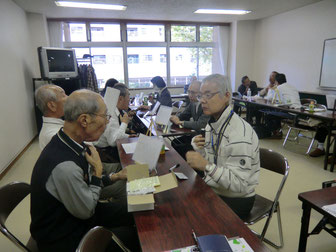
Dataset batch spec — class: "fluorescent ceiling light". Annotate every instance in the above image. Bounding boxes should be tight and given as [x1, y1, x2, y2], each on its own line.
[194, 9, 251, 15]
[55, 1, 127, 11]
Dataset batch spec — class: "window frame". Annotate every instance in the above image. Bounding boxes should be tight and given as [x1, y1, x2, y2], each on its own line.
[61, 20, 222, 89]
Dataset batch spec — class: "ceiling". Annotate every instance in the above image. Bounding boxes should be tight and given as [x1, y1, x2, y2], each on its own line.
[13, 0, 322, 22]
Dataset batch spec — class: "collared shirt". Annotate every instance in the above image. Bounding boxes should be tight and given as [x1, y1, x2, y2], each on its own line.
[94, 108, 128, 148]
[276, 83, 301, 108]
[39, 117, 64, 150]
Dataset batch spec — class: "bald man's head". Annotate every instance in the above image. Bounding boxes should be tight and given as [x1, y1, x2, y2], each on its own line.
[64, 90, 105, 122]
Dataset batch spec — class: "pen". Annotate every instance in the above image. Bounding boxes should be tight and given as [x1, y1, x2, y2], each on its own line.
[169, 163, 180, 171]
[192, 229, 198, 244]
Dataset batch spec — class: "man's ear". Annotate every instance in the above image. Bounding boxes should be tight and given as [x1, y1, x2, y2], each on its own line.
[77, 114, 91, 128]
[47, 101, 57, 112]
[225, 91, 231, 99]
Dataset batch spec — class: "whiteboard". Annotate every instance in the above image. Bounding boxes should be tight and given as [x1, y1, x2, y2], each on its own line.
[319, 38, 336, 89]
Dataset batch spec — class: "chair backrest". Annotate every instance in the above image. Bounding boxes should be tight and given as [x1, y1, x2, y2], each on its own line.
[0, 181, 32, 251]
[76, 226, 113, 252]
[172, 100, 184, 109]
[259, 148, 289, 209]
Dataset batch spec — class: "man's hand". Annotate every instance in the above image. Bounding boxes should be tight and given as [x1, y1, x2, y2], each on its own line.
[186, 151, 208, 171]
[139, 105, 150, 111]
[110, 168, 127, 182]
[193, 134, 206, 149]
[84, 145, 103, 178]
[128, 110, 136, 117]
[120, 113, 130, 124]
[170, 115, 182, 125]
[128, 134, 138, 138]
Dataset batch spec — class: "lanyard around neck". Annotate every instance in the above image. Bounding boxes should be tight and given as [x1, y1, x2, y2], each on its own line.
[211, 109, 234, 165]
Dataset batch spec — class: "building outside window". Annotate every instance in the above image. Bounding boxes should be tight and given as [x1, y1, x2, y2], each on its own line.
[61, 21, 225, 89]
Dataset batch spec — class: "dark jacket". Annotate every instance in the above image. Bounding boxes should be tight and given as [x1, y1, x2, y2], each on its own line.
[152, 87, 172, 109]
[177, 102, 210, 132]
[238, 81, 258, 96]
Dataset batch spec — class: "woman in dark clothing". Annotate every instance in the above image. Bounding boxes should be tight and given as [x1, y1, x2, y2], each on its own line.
[101, 78, 119, 97]
[150, 76, 172, 108]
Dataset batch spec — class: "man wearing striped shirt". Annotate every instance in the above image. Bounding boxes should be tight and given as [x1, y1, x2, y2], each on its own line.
[186, 74, 260, 219]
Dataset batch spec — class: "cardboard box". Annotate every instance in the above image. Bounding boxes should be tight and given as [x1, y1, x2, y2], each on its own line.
[126, 164, 178, 212]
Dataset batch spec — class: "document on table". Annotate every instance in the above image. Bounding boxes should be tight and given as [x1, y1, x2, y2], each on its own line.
[155, 105, 173, 126]
[122, 142, 169, 154]
[132, 134, 162, 171]
[322, 203, 336, 217]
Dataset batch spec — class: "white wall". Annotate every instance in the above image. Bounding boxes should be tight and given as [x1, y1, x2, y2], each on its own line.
[235, 20, 257, 89]
[0, 0, 42, 173]
[228, 21, 237, 91]
[253, 0, 336, 93]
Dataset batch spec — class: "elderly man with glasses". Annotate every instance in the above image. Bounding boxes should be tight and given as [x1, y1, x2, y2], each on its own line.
[30, 89, 138, 252]
[170, 80, 210, 159]
[186, 74, 260, 219]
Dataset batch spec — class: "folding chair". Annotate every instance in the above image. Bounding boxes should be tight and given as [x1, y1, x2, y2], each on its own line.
[76, 226, 130, 252]
[0, 181, 38, 252]
[242, 148, 290, 248]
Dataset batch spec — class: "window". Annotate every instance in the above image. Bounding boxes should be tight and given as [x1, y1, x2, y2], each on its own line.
[143, 55, 153, 62]
[170, 48, 197, 85]
[160, 54, 166, 63]
[61, 21, 224, 88]
[91, 47, 124, 88]
[127, 24, 165, 42]
[90, 23, 121, 42]
[200, 26, 214, 42]
[67, 23, 87, 42]
[127, 47, 166, 88]
[128, 54, 139, 64]
[171, 25, 196, 42]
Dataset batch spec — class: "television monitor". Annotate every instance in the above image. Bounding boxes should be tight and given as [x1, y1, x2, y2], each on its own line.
[38, 47, 78, 79]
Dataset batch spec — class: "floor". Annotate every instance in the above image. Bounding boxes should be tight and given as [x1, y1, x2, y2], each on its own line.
[1, 132, 336, 252]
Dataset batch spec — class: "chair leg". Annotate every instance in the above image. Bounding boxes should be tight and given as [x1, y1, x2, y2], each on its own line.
[306, 138, 315, 154]
[260, 204, 284, 249]
[283, 127, 292, 147]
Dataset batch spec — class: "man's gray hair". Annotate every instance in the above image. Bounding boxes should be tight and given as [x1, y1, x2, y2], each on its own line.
[64, 89, 102, 121]
[113, 83, 128, 97]
[35, 84, 58, 114]
[202, 74, 232, 95]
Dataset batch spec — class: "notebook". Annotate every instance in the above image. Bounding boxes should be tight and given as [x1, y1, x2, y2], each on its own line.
[196, 234, 232, 252]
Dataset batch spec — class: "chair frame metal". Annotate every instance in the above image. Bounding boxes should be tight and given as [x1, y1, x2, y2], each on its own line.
[0, 181, 35, 252]
[244, 148, 290, 248]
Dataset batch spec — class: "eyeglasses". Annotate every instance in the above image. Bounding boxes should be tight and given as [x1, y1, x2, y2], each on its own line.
[196, 91, 220, 101]
[187, 90, 199, 96]
[91, 113, 112, 121]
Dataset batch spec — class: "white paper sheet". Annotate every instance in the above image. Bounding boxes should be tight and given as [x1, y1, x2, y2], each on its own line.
[104, 87, 120, 114]
[155, 105, 173, 126]
[132, 134, 163, 171]
[326, 95, 336, 109]
[122, 142, 137, 154]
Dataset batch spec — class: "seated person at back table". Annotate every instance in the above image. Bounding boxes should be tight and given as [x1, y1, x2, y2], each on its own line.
[140, 76, 172, 110]
[94, 83, 135, 164]
[186, 74, 260, 220]
[259, 71, 278, 100]
[238, 76, 258, 96]
[35, 84, 68, 150]
[170, 80, 210, 159]
[235, 76, 261, 126]
[30, 89, 138, 252]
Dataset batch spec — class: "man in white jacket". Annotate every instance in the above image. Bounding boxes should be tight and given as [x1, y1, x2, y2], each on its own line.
[186, 74, 260, 219]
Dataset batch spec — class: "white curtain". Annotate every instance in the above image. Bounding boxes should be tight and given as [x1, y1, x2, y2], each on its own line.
[48, 21, 63, 48]
[212, 26, 229, 76]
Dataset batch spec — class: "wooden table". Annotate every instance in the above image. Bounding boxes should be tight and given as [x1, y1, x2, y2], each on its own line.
[233, 97, 336, 171]
[117, 137, 269, 252]
[298, 187, 336, 252]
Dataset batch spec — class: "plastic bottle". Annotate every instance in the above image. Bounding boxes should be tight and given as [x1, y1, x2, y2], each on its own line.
[247, 88, 252, 101]
[159, 136, 165, 155]
[309, 101, 315, 113]
[143, 96, 148, 106]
